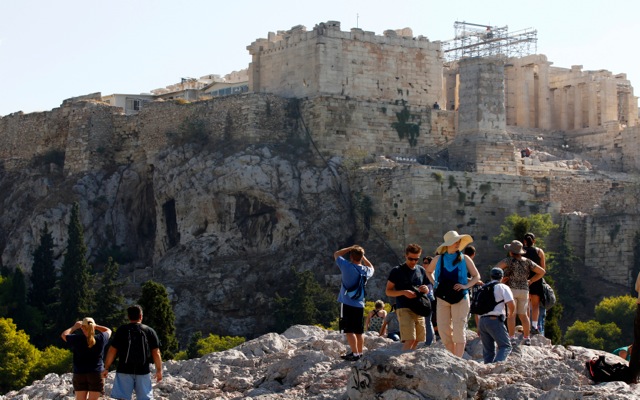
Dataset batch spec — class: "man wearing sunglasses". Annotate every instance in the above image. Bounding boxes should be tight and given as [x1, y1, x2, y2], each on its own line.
[386, 244, 431, 351]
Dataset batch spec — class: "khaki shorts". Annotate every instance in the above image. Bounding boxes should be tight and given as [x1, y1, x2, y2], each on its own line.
[512, 289, 530, 315]
[397, 307, 426, 342]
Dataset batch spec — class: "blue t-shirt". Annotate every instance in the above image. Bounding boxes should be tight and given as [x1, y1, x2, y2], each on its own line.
[336, 256, 374, 308]
[65, 331, 109, 373]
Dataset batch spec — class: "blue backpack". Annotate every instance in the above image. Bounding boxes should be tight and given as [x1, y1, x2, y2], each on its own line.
[343, 265, 367, 301]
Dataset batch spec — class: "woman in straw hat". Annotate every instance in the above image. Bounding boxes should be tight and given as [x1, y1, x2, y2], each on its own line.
[61, 317, 112, 400]
[425, 231, 480, 357]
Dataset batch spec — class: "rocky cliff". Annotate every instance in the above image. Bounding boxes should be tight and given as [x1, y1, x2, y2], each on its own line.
[2, 325, 637, 399]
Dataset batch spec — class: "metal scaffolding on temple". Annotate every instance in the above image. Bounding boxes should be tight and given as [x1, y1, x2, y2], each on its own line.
[441, 21, 537, 63]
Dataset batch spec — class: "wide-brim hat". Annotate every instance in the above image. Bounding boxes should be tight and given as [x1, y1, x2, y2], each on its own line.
[504, 240, 526, 255]
[436, 230, 473, 254]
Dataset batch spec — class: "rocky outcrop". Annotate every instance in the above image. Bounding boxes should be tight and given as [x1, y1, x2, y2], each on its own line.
[2, 325, 638, 399]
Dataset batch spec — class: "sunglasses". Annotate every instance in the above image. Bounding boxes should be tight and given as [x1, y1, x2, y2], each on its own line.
[407, 257, 420, 261]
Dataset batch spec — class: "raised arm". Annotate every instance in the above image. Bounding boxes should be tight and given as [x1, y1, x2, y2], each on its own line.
[94, 324, 112, 339]
[334, 246, 353, 260]
[60, 321, 82, 342]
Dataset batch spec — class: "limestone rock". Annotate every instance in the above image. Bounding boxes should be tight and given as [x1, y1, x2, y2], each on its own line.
[3, 326, 640, 400]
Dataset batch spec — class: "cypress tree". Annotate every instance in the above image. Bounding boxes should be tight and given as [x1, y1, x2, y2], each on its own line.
[138, 280, 178, 360]
[29, 224, 56, 311]
[93, 257, 126, 329]
[56, 203, 94, 332]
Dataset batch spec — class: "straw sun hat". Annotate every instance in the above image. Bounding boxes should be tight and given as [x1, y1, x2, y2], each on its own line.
[436, 230, 473, 254]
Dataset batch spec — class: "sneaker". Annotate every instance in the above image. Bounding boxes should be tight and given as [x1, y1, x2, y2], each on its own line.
[523, 337, 531, 346]
[530, 327, 540, 335]
[344, 353, 361, 361]
[340, 352, 354, 360]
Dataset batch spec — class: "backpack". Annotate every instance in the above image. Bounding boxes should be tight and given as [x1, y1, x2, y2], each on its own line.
[586, 355, 630, 383]
[124, 324, 151, 365]
[344, 266, 367, 301]
[541, 279, 556, 310]
[469, 281, 504, 315]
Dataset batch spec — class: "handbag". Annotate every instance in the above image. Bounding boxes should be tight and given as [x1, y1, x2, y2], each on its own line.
[435, 283, 465, 304]
[408, 289, 432, 316]
[434, 255, 466, 304]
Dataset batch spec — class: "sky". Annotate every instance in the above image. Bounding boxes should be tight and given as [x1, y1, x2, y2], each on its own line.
[1, 0, 638, 116]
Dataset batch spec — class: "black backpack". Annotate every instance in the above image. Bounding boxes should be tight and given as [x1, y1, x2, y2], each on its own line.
[586, 355, 630, 383]
[469, 281, 503, 315]
[124, 324, 151, 365]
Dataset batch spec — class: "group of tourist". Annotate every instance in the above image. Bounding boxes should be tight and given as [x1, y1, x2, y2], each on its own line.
[335, 229, 548, 364]
[60, 305, 162, 400]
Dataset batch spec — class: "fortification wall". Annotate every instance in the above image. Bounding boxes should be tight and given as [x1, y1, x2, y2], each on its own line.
[355, 165, 560, 266]
[300, 96, 455, 159]
[622, 125, 640, 173]
[0, 94, 294, 174]
[248, 21, 443, 107]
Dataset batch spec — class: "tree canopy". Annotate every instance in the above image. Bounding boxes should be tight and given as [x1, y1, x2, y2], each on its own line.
[138, 280, 178, 360]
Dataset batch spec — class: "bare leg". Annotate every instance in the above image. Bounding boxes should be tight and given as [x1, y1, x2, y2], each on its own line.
[355, 333, 364, 353]
[75, 391, 88, 400]
[453, 342, 465, 357]
[346, 333, 357, 353]
[87, 392, 101, 400]
[402, 340, 418, 351]
[530, 295, 540, 325]
[507, 313, 516, 337]
[520, 313, 530, 337]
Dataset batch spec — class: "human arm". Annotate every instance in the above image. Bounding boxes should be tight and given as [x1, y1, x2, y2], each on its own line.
[386, 280, 416, 299]
[102, 346, 118, 378]
[94, 324, 112, 339]
[454, 255, 479, 291]
[379, 319, 388, 336]
[361, 255, 374, 271]
[537, 248, 546, 270]
[527, 263, 545, 285]
[334, 246, 354, 260]
[151, 348, 163, 382]
[506, 300, 515, 316]
[364, 311, 373, 330]
[60, 321, 82, 342]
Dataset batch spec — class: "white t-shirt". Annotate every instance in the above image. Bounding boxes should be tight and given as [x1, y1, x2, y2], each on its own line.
[484, 281, 514, 316]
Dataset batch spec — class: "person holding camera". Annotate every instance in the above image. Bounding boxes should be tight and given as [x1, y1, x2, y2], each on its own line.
[386, 243, 431, 351]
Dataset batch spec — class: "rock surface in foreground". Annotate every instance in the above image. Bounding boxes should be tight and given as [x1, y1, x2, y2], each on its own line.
[3, 325, 639, 399]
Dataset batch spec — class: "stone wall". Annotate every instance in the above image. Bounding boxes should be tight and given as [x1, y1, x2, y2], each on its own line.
[354, 164, 561, 266]
[300, 96, 456, 160]
[247, 21, 443, 107]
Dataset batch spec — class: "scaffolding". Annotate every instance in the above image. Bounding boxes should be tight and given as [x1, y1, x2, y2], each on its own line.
[441, 21, 537, 63]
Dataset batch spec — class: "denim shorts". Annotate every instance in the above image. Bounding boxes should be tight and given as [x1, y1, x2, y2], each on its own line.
[110, 372, 153, 400]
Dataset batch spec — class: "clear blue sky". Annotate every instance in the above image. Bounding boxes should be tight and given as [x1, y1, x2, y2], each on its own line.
[1, 0, 638, 116]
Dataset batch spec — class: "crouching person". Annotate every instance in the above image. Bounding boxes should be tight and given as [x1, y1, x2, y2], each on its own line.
[477, 268, 515, 363]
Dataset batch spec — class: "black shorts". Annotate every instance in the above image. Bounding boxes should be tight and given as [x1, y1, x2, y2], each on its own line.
[529, 279, 544, 297]
[72, 372, 104, 393]
[341, 303, 365, 334]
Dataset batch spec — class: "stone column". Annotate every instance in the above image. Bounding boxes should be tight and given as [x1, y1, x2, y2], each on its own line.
[449, 58, 515, 173]
[574, 84, 583, 130]
[536, 61, 552, 130]
[601, 80, 618, 123]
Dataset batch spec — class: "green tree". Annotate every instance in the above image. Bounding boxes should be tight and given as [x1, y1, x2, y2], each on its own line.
[493, 213, 558, 249]
[274, 268, 338, 332]
[28, 346, 72, 382]
[29, 225, 58, 348]
[186, 331, 203, 359]
[594, 295, 636, 345]
[6, 268, 43, 342]
[547, 219, 584, 317]
[93, 257, 126, 329]
[0, 318, 39, 394]
[541, 275, 563, 344]
[196, 334, 245, 356]
[564, 320, 621, 350]
[29, 224, 57, 312]
[138, 280, 178, 360]
[56, 202, 94, 333]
